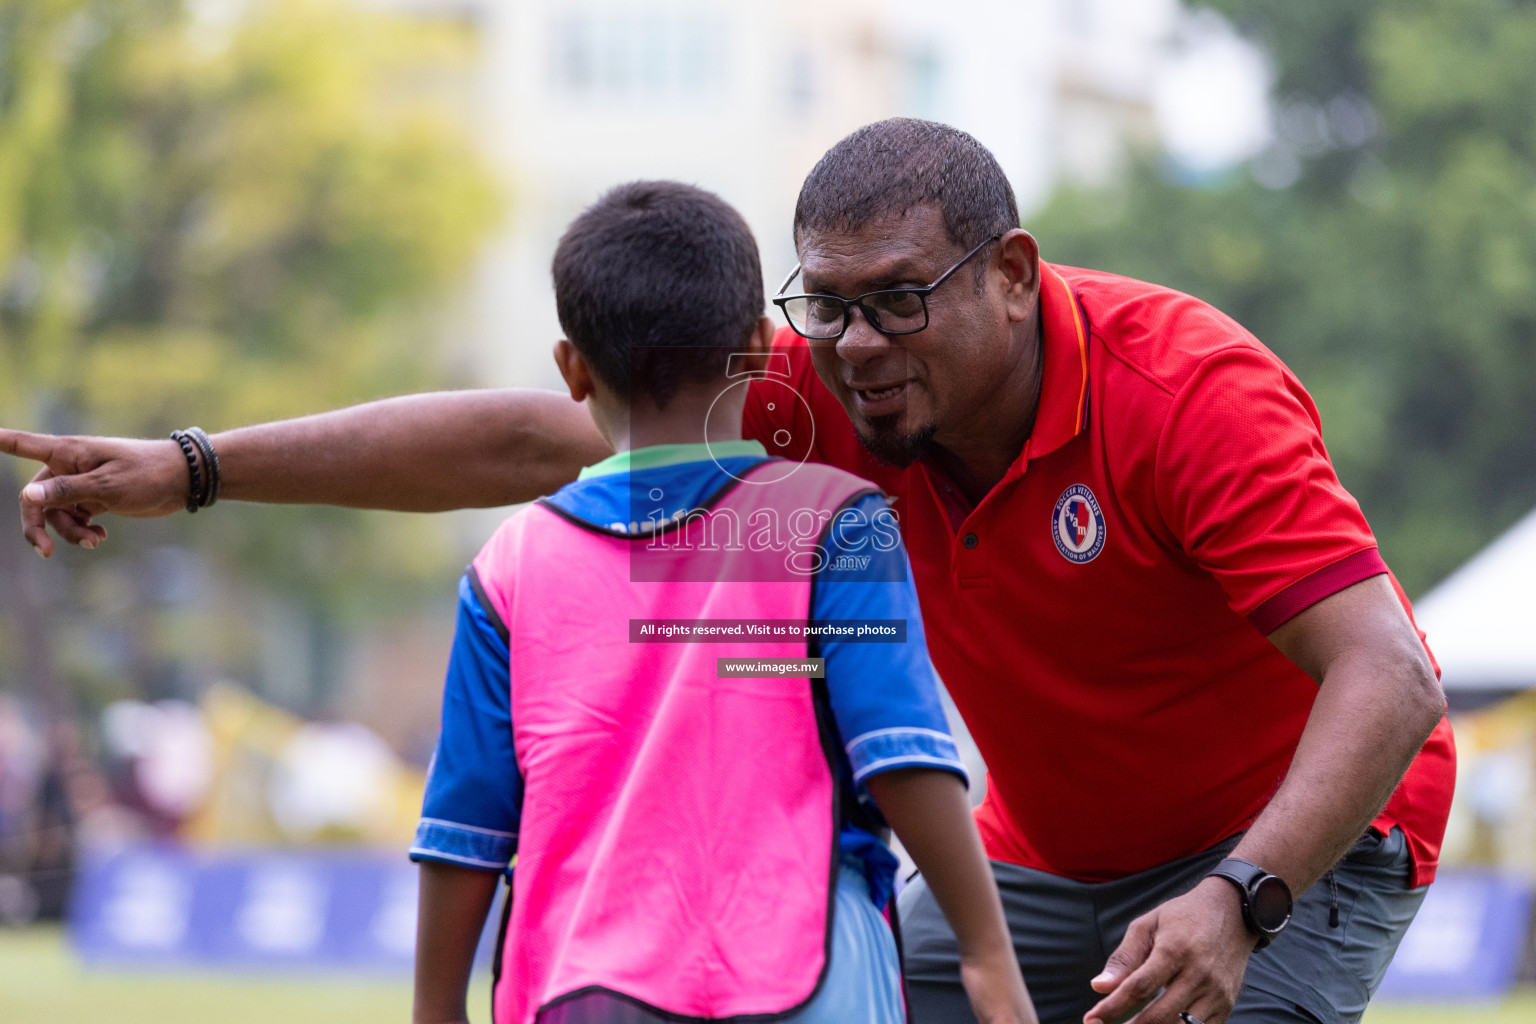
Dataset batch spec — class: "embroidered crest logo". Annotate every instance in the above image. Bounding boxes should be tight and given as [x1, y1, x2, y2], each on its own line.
[1052, 484, 1105, 563]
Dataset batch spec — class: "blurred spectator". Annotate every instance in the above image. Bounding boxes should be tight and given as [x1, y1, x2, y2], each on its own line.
[100, 700, 215, 833]
[0, 695, 45, 923]
[0, 699, 115, 922]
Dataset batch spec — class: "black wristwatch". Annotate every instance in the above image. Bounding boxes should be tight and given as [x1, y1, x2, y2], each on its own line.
[1207, 858, 1293, 949]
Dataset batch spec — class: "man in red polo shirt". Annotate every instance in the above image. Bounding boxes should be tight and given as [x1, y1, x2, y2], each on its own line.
[2, 120, 1451, 1024]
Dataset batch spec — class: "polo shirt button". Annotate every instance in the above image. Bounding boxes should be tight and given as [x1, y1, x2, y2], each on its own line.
[962, 533, 979, 549]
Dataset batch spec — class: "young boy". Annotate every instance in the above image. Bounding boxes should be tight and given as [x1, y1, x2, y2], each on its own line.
[408, 182, 1033, 1024]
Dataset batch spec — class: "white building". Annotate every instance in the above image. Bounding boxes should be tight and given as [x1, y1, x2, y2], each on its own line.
[370, 0, 1187, 389]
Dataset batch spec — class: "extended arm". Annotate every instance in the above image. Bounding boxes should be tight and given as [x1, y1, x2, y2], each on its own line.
[866, 768, 1037, 1024]
[0, 388, 610, 555]
[413, 860, 501, 1024]
[1085, 575, 1446, 1024]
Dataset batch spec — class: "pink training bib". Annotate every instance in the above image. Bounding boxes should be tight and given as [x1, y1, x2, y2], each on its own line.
[472, 460, 882, 1024]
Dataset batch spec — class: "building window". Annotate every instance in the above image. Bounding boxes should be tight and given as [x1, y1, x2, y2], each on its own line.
[549, 6, 728, 104]
[784, 46, 816, 117]
[902, 46, 943, 120]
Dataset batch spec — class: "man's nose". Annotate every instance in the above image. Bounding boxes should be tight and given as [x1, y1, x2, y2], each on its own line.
[835, 305, 890, 367]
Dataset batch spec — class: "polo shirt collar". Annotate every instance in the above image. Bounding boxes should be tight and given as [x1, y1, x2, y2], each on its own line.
[1028, 261, 1092, 461]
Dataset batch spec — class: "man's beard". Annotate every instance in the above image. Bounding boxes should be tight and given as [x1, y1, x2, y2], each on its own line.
[855, 414, 938, 468]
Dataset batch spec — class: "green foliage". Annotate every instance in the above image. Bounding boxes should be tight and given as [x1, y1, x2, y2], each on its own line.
[0, 0, 501, 706]
[0, 0, 500, 432]
[1034, 0, 1536, 595]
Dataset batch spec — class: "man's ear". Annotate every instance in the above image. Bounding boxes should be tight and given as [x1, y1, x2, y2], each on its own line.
[553, 339, 594, 403]
[998, 229, 1041, 324]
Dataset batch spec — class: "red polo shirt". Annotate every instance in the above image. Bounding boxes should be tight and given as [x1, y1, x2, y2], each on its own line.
[743, 261, 1455, 886]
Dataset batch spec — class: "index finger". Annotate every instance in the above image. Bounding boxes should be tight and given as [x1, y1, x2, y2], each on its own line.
[1085, 949, 1179, 1024]
[0, 428, 57, 464]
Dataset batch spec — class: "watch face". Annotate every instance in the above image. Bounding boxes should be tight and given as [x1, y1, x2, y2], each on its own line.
[1250, 875, 1293, 933]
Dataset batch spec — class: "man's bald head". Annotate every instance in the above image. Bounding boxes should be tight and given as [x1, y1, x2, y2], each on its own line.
[793, 118, 1020, 262]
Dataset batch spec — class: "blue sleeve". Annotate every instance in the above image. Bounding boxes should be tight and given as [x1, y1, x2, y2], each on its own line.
[815, 493, 968, 790]
[409, 573, 521, 873]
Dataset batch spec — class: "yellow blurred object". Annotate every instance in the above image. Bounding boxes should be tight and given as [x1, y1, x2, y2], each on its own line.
[181, 683, 425, 848]
[1455, 690, 1536, 754]
[1442, 691, 1536, 876]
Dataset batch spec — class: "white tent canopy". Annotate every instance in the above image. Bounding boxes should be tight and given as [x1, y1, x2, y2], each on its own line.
[1414, 506, 1536, 692]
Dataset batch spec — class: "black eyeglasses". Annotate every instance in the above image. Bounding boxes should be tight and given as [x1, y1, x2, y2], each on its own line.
[772, 234, 1000, 342]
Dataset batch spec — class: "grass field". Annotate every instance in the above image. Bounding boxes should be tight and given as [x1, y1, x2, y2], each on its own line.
[1364, 999, 1536, 1024]
[0, 926, 416, 1024]
[1, 925, 1532, 1023]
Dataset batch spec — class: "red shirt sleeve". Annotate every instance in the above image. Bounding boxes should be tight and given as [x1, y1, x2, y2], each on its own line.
[1153, 345, 1387, 633]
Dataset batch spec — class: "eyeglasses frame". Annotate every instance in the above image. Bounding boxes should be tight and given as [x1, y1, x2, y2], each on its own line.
[771, 233, 1002, 341]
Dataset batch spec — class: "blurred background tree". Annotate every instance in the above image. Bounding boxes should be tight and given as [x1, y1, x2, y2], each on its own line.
[0, 0, 501, 715]
[1033, 0, 1536, 596]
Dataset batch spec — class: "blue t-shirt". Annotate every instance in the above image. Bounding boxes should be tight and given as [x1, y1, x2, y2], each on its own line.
[410, 441, 966, 911]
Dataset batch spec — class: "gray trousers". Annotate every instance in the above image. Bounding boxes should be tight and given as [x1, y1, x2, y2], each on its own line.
[897, 828, 1427, 1024]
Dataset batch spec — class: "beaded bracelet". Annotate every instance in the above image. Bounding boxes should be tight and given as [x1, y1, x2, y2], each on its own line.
[185, 427, 221, 509]
[169, 430, 203, 514]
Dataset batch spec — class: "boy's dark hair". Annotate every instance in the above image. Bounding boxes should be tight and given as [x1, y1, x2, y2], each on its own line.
[794, 118, 1019, 277]
[552, 181, 764, 409]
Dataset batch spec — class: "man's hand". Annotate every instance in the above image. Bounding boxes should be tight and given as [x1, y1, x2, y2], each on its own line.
[0, 429, 188, 556]
[1082, 576, 1445, 1024]
[1084, 877, 1256, 1024]
[4, 390, 609, 556]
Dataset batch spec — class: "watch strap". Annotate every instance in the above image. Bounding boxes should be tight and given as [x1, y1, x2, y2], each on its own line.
[1209, 857, 1266, 892]
[1208, 857, 1285, 949]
